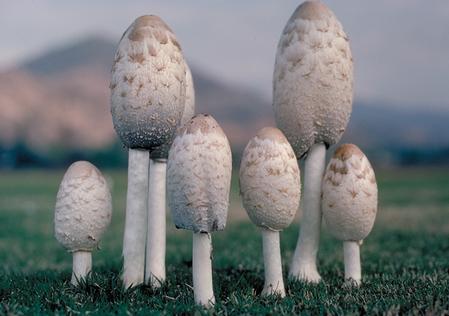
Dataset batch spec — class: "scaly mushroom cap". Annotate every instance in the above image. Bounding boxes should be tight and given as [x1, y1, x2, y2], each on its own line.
[240, 127, 301, 231]
[54, 161, 112, 252]
[273, 1, 353, 158]
[322, 144, 377, 241]
[167, 114, 232, 233]
[151, 62, 196, 159]
[110, 15, 186, 154]
[181, 63, 195, 124]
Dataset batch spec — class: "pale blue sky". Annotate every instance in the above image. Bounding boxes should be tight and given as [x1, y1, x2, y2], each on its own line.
[1, 1, 449, 108]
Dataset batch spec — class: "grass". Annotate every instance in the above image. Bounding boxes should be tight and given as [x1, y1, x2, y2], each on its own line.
[0, 168, 449, 314]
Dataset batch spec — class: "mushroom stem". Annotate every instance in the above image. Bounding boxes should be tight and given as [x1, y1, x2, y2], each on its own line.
[192, 232, 215, 307]
[71, 251, 92, 285]
[122, 148, 149, 288]
[290, 143, 326, 283]
[261, 228, 286, 297]
[145, 159, 167, 288]
[343, 241, 361, 286]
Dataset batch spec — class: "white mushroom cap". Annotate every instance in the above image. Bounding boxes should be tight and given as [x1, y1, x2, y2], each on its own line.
[110, 15, 186, 154]
[167, 114, 232, 233]
[273, 1, 353, 158]
[240, 127, 300, 231]
[322, 144, 377, 241]
[54, 161, 112, 252]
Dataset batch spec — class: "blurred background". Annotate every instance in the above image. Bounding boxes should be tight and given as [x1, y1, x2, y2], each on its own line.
[1, 0, 449, 169]
[1, 3, 449, 312]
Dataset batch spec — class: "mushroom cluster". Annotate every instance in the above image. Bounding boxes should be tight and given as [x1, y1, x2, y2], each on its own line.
[51, 0, 379, 306]
[273, 0, 354, 282]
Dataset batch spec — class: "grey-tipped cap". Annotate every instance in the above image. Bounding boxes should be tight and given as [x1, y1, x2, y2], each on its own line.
[110, 15, 187, 151]
[167, 114, 232, 233]
[273, 1, 353, 158]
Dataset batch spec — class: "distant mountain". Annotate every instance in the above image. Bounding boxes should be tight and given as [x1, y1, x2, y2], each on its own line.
[1, 36, 272, 154]
[21, 36, 116, 76]
[0, 36, 448, 167]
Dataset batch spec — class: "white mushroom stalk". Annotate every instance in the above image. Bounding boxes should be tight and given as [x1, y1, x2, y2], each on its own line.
[239, 127, 301, 297]
[289, 143, 325, 282]
[110, 15, 187, 288]
[167, 114, 232, 307]
[122, 149, 149, 287]
[273, 1, 353, 283]
[54, 161, 112, 286]
[192, 233, 214, 305]
[322, 144, 378, 286]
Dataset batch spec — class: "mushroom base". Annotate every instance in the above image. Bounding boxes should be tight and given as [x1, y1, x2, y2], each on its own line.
[343, 241, 361, 286]
[122, 148, 149, 288]
[192, 232, 215, 307]
[145, 159, 167, 288]
[71, 251, 92, 286]
[261, 229, 286, 297]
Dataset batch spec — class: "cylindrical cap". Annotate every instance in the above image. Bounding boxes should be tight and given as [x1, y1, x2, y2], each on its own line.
[273, 1, 353, 158]
[54, 161, 112, 252]
[322, 144, 378, 241]
[167, 114, 232, 233]
[240, 127, 301, 231]
[110, 15, 186, 152]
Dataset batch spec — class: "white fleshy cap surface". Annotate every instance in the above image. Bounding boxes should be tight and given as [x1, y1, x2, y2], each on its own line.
[54, 161, 112, 252]
[110, 15, 186, 154]
[167, 114, 232, 233]
[322, 144, 377, 241]
[273, 1, 353, 158]
[240, 127, 301, 231]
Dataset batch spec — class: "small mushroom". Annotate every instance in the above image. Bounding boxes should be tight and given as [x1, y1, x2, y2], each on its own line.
[273, 1, 353, 282]
[110, 15, 187, 288]
[54, 161, 112, 285]
[167, 114, 232, 307]
[239, 127, 301, 297]
[322, 144, 378, 285]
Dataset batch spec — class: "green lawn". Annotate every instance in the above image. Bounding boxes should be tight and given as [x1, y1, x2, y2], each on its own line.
[0, 168, 448, 314]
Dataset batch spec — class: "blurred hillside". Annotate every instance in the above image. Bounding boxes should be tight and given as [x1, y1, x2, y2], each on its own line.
[0, 37, 448, 168]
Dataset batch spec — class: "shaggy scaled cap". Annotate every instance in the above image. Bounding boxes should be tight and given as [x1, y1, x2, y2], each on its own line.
[240, 127, 301, 231]
[322, 144, 377, 241]
[55, 161, 112, 252]
[167, 114, 232, 233]
[110, 15, 187, 158]
[273, 1, 353, 158]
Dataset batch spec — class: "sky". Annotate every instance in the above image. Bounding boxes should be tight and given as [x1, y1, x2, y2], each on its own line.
[1, 1, 449, 108]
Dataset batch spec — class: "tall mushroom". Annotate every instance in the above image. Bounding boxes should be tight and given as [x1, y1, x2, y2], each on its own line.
[239, 127, 300, 297]
[273, 1, 353, 282]
[322, 144, 377, 285]
[167, 114, 232, 307]
[54, 161, 112, 285]
[110, 15, 187, 288]
[144, 61, 195, 288]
